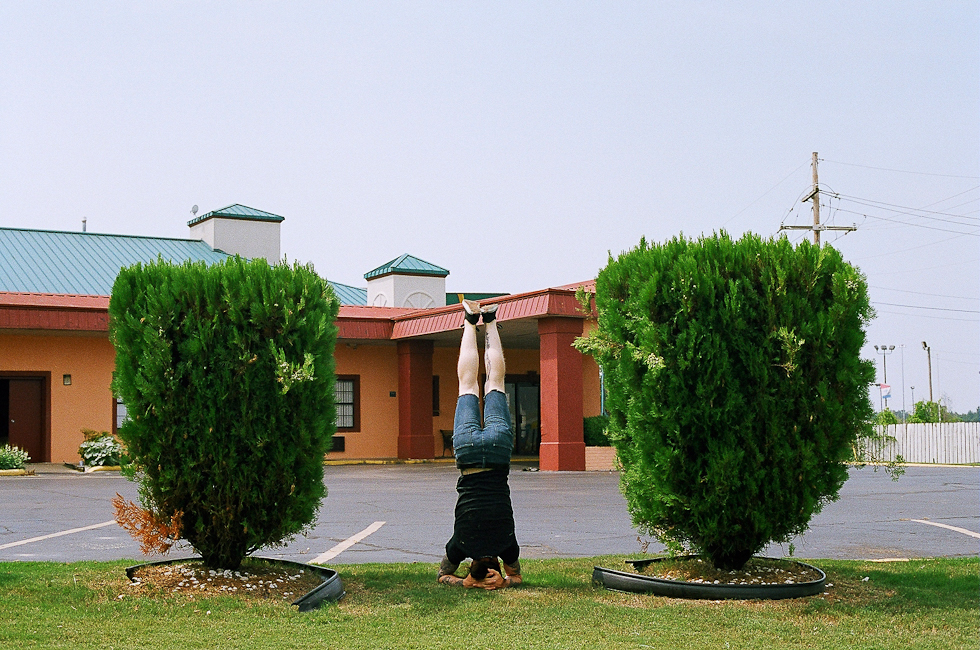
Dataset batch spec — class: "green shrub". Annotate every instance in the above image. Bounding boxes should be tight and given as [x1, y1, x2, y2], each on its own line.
[109, 257, 339, 570]
[578, 232, 875, 570]
[908, 400, 958, 423]
[584, 415, 611, 446]
[0, 444, 30, 470]
[78, 429, 126, 466]
[874, 409, 900, 426]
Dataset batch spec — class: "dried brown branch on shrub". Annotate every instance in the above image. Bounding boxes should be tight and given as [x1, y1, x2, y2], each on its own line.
[112, 493, 183, 555]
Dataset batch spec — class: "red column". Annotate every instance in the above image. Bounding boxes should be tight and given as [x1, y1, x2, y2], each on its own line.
[397, 340, 435, 459]
[538, 317, 585, 471]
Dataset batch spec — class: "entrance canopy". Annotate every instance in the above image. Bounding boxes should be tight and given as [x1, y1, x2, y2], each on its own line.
[335, 283, 596, 471]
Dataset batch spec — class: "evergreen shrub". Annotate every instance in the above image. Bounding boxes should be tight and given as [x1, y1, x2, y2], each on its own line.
[578, 232, 874, 570]
[584, 415, 611, 446]
[109, 257, 339, 569]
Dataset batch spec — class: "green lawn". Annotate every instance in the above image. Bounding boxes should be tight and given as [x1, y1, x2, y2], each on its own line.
[0, 556, 975, 649]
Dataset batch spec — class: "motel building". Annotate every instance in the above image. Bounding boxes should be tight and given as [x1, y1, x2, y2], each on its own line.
[0, 205, 602, 471]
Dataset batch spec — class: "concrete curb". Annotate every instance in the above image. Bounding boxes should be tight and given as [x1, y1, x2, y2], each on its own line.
[84, 465, 122, 473]
[323, 456, 540, 467]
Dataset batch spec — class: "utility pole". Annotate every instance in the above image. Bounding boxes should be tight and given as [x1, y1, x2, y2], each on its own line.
[779, 152, 856, 244]
[922, 341, 933, 402]
[810, 151, 821, 246]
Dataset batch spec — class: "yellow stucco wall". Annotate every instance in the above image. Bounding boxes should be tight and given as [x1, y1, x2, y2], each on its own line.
[332, 342, 401, 458]
[0, 332, 115, 462]
[580, 319, 602, 418]
[432, 347, 458, 453]
[3, 322, 601, 463]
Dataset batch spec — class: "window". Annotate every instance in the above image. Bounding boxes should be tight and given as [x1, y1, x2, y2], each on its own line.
[432, 375, 440, 416]
[335, 375, 360, 432]
[113, 398, 128, 435]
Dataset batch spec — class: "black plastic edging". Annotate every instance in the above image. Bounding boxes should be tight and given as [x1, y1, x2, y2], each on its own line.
[593, 557, 826, 600]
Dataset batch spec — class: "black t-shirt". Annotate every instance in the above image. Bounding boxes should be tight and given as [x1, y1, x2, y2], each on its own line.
[450, 467, 517, 561]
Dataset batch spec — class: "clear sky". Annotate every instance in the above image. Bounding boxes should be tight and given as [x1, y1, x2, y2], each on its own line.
[1, 2, 977, 412]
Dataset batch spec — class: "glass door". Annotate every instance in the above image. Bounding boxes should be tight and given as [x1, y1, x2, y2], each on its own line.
[505, 377, 540, 456]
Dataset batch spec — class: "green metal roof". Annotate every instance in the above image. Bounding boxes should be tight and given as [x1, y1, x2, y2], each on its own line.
[0, 226, 368, 306]
[0, 227, 230, 296]
[330, 281, 368, 305]
[363, 254, 449, 280]
[187, 204, 285, 227]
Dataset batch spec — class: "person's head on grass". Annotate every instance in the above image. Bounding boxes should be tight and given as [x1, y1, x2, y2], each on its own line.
[468, 557, 501, 581]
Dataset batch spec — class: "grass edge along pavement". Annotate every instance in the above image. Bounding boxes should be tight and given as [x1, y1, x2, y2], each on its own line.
[0, 556, 975, 649]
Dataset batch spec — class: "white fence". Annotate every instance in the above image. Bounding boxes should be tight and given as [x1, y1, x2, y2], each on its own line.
[866, 422, 980, 465]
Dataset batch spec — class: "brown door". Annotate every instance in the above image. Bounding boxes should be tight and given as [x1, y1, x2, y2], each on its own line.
[9, 378, 43, 463]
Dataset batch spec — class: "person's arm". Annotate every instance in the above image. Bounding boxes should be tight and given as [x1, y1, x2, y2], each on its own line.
[441, 571, 497, 588]
[437, 555, 463, 586]
[476, 563, 522, 591]
[499, 560, 522, 588]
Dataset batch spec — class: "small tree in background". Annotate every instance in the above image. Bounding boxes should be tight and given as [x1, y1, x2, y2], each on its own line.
[874, 409, 900, 426]
[110, 257, 338, 569]
[908, 400, 959, 423]
[577, 232, 875, 570]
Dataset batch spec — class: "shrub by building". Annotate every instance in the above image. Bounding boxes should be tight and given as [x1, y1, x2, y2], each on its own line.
[581, 233, 875, 570]
[109, 257, 339, 569]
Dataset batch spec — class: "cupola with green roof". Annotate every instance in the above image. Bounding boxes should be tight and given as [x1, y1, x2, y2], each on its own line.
[364, 254, 449, 308]
[187, 204, 283, 261]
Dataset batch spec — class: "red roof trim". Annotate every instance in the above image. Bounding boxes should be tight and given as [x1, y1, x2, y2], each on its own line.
[0, 292, 110, 310]
[0, 287, 593, 338]
[552, 279, 596, 292]
[391, 288, 589, 339]
[0, 292, 111, 332]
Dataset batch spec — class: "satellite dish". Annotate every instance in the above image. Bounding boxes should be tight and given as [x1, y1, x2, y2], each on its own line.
[191, 205, 199, 216]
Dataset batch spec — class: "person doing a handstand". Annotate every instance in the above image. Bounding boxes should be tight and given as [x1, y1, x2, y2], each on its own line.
[437, 299, 523, 590]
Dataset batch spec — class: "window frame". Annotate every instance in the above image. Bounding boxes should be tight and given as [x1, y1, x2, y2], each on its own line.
[335, 375, 361, 432]
[112, 397, 128, 436]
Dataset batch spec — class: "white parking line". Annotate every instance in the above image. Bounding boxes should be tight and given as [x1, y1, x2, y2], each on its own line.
[312, 521, 386, 564]
[911, 519, 980, 539]
[0, 520, 117, 551]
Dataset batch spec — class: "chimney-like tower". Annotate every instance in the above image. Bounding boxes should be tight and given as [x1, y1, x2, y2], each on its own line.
[364, 254, 449, 309]
[188, 204, 283, 261]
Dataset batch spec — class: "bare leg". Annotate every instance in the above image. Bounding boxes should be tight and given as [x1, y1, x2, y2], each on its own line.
[484, 320, 506, 394]
[458, 319, 480, 397]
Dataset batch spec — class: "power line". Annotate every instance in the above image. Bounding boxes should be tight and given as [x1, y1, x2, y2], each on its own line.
[852, 231, 979, 261]
[870, 285, 980, 301]
[831, 192, 979, 223]
[722, 162, 808, 227]
[919, 185, 980, 209]
[822, 159, 980, 180]
[832, 206, 980, 236]
[872, 301, 979, 314]
[778, 153, 855, 243]
[873, 257, 980, 275]
[872, 308, 979, 323]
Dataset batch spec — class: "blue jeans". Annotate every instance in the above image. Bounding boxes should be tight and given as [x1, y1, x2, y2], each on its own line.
[453, 390, 514, 467]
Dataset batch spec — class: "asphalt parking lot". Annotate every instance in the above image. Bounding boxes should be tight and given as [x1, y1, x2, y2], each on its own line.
[0, 463, 976, 566]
